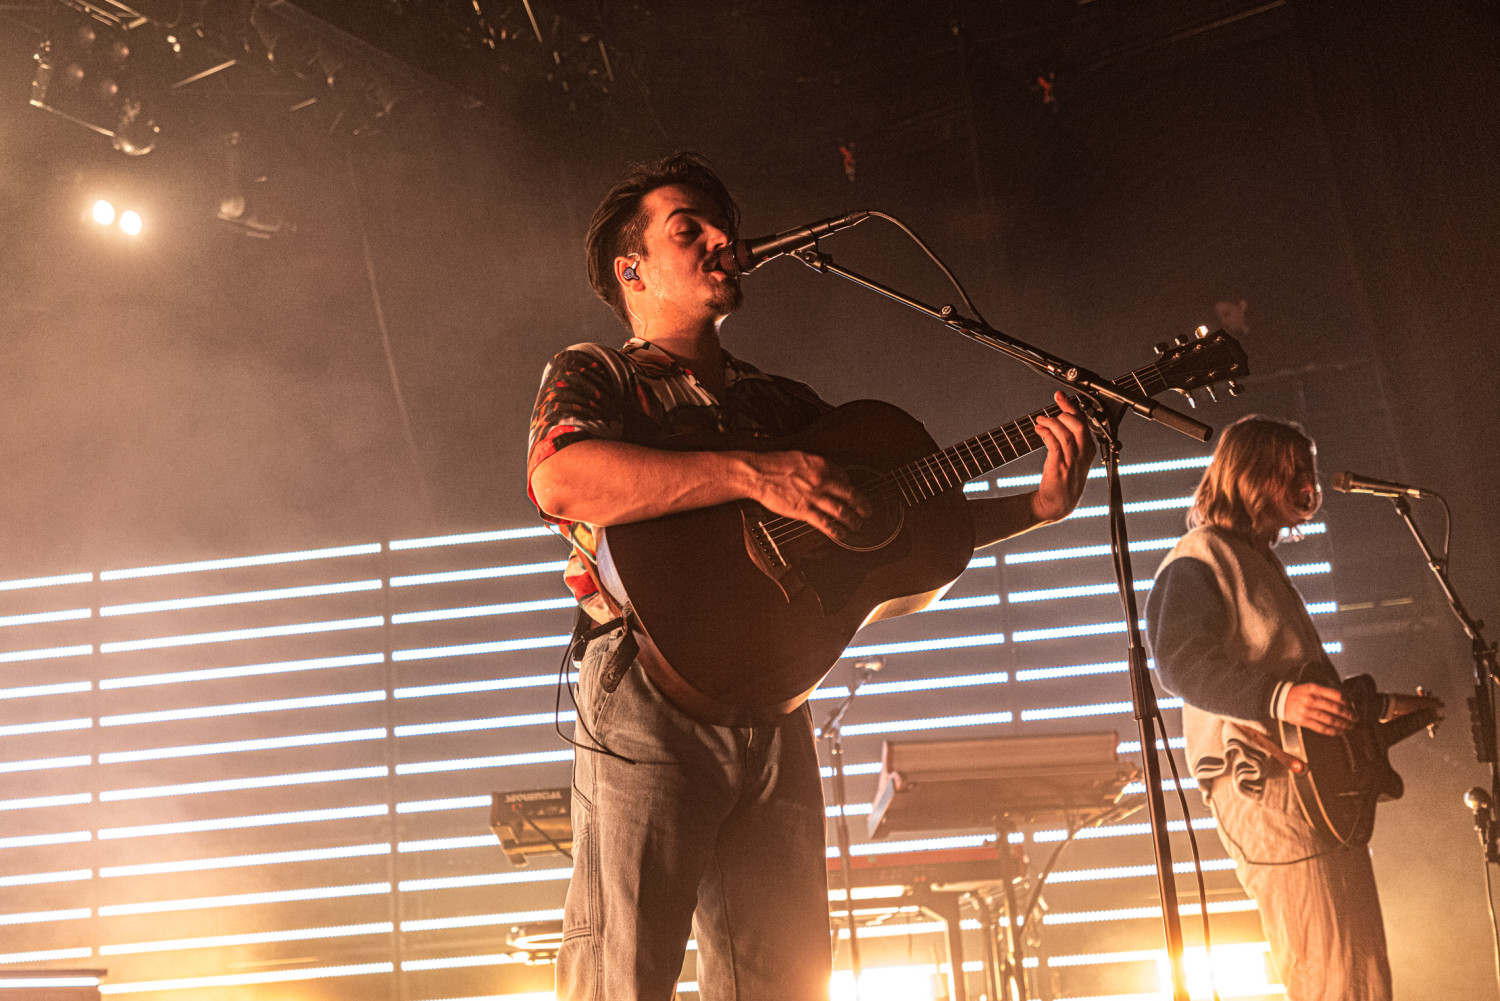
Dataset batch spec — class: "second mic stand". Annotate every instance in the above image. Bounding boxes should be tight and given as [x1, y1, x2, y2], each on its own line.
[822, 659, 882, 1000]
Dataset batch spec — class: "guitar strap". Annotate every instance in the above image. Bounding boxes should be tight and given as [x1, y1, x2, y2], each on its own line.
[572, 554, 640, 696]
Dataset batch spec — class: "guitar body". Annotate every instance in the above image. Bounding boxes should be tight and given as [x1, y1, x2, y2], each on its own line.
[1280, 668, 1440, 844]
[597, 399, 974, 727]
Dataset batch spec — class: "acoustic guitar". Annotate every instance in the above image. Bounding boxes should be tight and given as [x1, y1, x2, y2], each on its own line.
[1280, 665, 1442, 844]
[596, 329, 1249, 727]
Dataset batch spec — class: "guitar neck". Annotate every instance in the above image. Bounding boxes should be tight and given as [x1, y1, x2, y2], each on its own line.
[890, 362, 1170, 505]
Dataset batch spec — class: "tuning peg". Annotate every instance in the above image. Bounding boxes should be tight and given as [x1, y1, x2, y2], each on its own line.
[1226, 380, 1242, 396]
[1154, 341, 1169, 357]
[1195, 325, 1209, 339]
[1174, 388, 1197, 408]
[1174, 334, 1191, 346]
[1204, 385, 1219, 403]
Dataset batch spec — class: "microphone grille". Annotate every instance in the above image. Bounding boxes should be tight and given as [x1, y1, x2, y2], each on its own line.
[1330, 471, 1352, 493]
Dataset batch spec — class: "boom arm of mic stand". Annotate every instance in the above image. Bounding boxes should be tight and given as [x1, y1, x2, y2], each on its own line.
[791, 247, 1213, 442]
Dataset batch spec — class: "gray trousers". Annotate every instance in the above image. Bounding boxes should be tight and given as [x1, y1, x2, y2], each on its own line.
[1208, 768, 1393, 1001]
[556, 630, 833, 1001]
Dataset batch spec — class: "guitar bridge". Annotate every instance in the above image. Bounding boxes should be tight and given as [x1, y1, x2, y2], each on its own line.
[741, 507, 809, 603]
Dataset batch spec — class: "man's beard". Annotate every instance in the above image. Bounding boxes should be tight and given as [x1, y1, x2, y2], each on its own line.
[706, 276, 743, 316]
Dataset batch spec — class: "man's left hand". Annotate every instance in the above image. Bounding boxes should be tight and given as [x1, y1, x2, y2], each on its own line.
[1029, 391, 1096, 525]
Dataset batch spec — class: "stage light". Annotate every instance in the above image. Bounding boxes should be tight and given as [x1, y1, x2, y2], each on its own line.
[1157, 942, 1277, 999]
[30, 12, 158, 157]
[118, 209, 142, 234]
[91, 199, 115, 225]
[831, 967, 937, 1001]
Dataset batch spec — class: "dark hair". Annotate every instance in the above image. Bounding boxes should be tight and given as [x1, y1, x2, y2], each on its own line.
[585, 152, 741, 328]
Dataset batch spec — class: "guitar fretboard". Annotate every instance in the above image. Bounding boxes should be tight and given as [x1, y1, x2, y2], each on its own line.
[888, 362, 1168, 505]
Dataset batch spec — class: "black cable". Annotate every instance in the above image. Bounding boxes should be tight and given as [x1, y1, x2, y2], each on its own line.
[867, 211, 989, 326]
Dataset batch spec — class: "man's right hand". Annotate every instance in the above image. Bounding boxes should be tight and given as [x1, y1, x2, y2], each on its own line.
[745, 450, 873, 543]
[1282, 682, 1357, 736]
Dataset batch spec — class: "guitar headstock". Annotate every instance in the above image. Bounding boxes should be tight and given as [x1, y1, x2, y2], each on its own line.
[1151, 326, 1250, 407]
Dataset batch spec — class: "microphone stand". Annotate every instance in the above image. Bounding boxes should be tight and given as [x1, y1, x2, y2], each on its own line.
[821, 659, 882, 1001]
[791, 245, 1207, 1001]
[1386, 496, 1500, 861]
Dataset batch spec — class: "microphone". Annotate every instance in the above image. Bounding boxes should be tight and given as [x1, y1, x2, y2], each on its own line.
[1330, 471, 1435, 499]
[711, 211, 871, 275]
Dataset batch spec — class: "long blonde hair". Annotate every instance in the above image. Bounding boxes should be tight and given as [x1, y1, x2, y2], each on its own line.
[1188, 415, 1319, 543]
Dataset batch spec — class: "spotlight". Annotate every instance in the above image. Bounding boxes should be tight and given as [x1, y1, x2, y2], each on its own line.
[92, 199, 116, 226]
[30, 10, 158, 156]
[119, 210, 143, 236]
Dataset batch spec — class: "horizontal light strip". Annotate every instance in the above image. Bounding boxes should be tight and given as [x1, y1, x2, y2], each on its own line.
[0, 607, 91, 628]
[1013, 619, 1144, 643]
[102, 652, 385, 690]
[0, 644, 92, 664]
[1122, 777, 1199, 794]
[395, 712, 572, 738]
[394, 672, 573, 700]
[833, 834, 993, 858]
[101, 843, 391, 878]
[0, 830, 90, 849]
[397, 795, 489, 814]
[392, 634, 572, 661]
[101, 579, 383, 617]
[811, 671, 1008, 700]
[99, 615, 384, 653]
[840, 711, 1011, 737]
[399, 908, 564, 934]
[1021, 698, 1183, 721]
[1068, 497, 1194, 520]
[1324, 641, 1343, 654]
[0, 571, 92, 591]
[394, 748, 573, 775]
[0, 717, 91, 738]
[0, 948, 93, 964]
[1032, 818, 1216, 843]
[389, 527, 553, 549]
[0, 680, 91, 700]
[826, 802, 873, 818]
[99, 804, 389, 840]
[968, 555, 997, 569]
[101, 922, 394, 955]
[391, 597, 576, 624]
[1306, 601, 1336, 615]
[924, 594, 1001, 611]
[963, 481, 989, 493]
[0, 978, 100, 989]
[397, 868, 573, 892]
[99, 882, 393, 917]
[1045, 859, 1236, 884]
[0, 754, 91, 774]
[1009, 581, 1149, 603]
[1016, 660, 1128, 682]
[1042, 898, 1258, 926]
[1005, 536, 1181, 566]
[0, 908, 92, 927]
[99, 727, 386, 764]
[995, 455, 1211, 489]
[101, 766, 389, 801]
[843, 632, 1005, 659]
[1286, 561, 1332, 576]
[101, 544, 382, 581]
[819, 761, 882, 779]
[397, 836, 497, 853]
[98, 962, 395, 994]
[0, 869, 92, 887]
[390, 561, 567, 587]
[101, 690, 386, 727]
[1282, 522, 1327, 538]
[402, 954, 528, 972]
[1118, 737, 1187, 753]
[0, 793, 91, 811]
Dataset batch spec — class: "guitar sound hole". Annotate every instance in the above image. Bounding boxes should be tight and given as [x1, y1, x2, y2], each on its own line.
[833, 466, 903, 553]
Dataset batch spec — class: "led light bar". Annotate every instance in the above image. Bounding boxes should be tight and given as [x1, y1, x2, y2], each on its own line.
[391, 634, 572, 662]
[1004, 536, 1180, 566]
[101, 690, 385, 728]
[399, 908, 564, 934]
[97, 882, 393, 917]
[97, 962, 395, 994]
[102, 652, 385, 690]
[994, 455, 1211, 489]
[394, 672, 572, 699]
[98, 727, 386, 764]
[397, 835, 502, 853]
[0, 644, 92, 665]
[397, 868, 572, 892]
[0, 908, 92, 926]
[391, 597, 575, 624]
[0, 607, 91, 628]
[0, 793, 91, 811]
[0, 754, 91, 774]
[1020, 697, 1182, 721]
[100, 922, 394, 955]
[0, 681, 91, 701]
[1008, 581, 1150, 603]
[396, 795, 489, 814]
[101, 843, 391, 878]
[389, 561, 567, 587]
[0, 869, 92, 888]
[1015, 660, 1128, 682]
[99, 615, 384, 653]
[100, 579, 383, 617]
[100, 766, 389, 801]
[0, 948, 93, 964]
[842, 632, 1005, 659]
[101, 544, 381, 581]
[393, 749, 574, 775]
[394, 712, 571, 738]
[922, 594, 1001, 611]
[0, 571, 92, 591]
[839, 711, 1012, 737]
[811, 671, 1008, 701]
[0, 718, 91, 738]
[98, 804, 389, 840]
[389, 527, 553, 549]
[1012, 619, 1145, 643]
[1066, 496, 1195, 520]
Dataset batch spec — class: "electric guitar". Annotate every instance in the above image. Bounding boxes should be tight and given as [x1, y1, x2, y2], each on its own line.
[596, 329, 1249, 727]
[1281, 667, 1442, 844]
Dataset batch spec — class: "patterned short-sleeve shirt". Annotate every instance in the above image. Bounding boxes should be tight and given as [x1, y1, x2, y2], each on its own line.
[526, 337, 832, 619]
